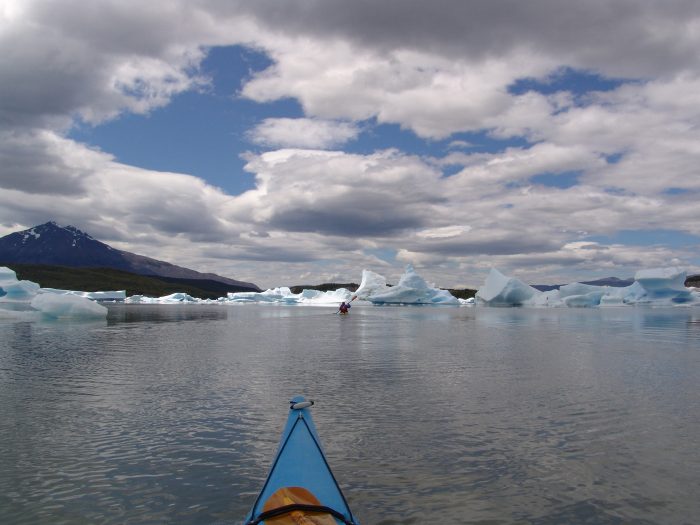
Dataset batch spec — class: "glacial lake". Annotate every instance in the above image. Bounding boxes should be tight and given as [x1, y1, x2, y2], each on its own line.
[1, 303, 699, 524]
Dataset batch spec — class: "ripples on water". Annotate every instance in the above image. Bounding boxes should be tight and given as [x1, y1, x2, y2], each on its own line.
[1, 304, 700, 524]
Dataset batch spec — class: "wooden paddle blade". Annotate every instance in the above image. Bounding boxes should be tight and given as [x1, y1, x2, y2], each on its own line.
[262, 487, 338, 525]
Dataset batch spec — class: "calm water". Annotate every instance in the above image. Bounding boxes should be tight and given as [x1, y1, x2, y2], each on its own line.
[1, 304, 699, 524]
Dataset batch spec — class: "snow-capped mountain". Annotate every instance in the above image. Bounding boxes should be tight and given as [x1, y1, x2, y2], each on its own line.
[0, 221, 260, 291]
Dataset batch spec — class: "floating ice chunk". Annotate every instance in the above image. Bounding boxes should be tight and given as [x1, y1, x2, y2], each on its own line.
[226, 286, 355, 305]
[227, 287, 301, 303]
[82, 290, 126, 301]
[554, 282, 607, 307]
[0, 266, 17, 281]
[475, 268, 539, 306]
[0, 266, 109, 320]
[354, 270, 391, 299]
[40, 287, 126, 301]
[299, 288, 354, 304]
[633, 267, 693, 303]
[155, 292, 199, 303]
[362, 265, 459, 305]
[476, 266, 698, 307]
[0, 267, 41, 301]
[125, 292, 200, 303]
[562, 291, 606, 307]
[225, 266, 457, 306]
[0, 279, 40, 300]
[31, 292, 107, 319]
[635, 267, 687, 292]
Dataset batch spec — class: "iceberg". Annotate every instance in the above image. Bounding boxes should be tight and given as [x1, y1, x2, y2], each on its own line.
[0, 267, 41, 300]
[475, 268, 538, 306]
[0, 265, 109, 320]
[31, 292, 108, 319]
[475, 267, 700, 307]
[227, 287, 302, 304]
[633, 267, 693, 303]
[354, 270, 391, 299]
[223, 265, 459, 306]
[226, 286, 355, 305]
[40, 287, 126, 301]
[126, 292, 199, 304]
[358, 265, 459, 305]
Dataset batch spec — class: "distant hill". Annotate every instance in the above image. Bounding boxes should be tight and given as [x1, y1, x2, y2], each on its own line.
[0, 222, 260, 292]
[534, 275, 700, 291]
[6, 264, 253, 299]
[533, 276, 635, 291]
[289, 282, 359, 294]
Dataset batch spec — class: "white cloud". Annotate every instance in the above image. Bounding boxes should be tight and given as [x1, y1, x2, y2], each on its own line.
[234, 148, 445, 236]
[2, 1, 700, 288]
[248, 118, 360, 149]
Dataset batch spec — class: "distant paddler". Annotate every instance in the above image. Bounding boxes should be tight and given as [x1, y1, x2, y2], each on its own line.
[337, 295, 357, 315]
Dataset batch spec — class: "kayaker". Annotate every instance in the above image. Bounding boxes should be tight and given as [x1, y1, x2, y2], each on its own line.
[338, 301, 351, 314]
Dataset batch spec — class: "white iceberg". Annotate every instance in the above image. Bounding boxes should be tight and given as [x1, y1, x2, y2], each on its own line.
[227, 287, 301, 304]
[298, 288, 355, 305]
[475, 268, 538, 306]
[633, 267, 693, 303]
[126, 292, 199, 304]
[0, 265, 109, 320]
[40, 287, 126, 301]
[354, 270, 391, 299]
[0, 267, 41, 301]
[359, 265, 459, 305]
[226, 286, 355, 305]
[223, 265, 459, 306]
[475, 266, 699, 307]
[31, 292, 108, 319]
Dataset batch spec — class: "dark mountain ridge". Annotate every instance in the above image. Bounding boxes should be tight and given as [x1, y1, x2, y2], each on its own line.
[532, 276, 635, 291]
[0, 221, 260, 292]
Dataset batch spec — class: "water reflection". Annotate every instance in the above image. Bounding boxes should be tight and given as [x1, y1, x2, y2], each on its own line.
[107, 304, 228, 325]
[1, 304, 699, 524]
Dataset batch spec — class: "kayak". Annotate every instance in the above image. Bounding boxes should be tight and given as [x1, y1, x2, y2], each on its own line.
[243, 396, 360, 525]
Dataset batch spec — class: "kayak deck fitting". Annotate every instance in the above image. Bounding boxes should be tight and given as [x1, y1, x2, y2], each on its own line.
[244, 396, 360, 525]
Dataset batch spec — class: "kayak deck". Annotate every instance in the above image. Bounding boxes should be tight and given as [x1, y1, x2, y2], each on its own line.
[244, 397, 359, 525]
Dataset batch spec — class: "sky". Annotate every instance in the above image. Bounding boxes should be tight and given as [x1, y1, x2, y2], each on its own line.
[1, 0, 700, 289]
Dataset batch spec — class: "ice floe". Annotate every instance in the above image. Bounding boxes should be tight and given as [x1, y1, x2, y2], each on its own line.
[31, 292, 108, 319]
[475, 268, 538, 306]
[356, 265, 459, 305]
[128, 265, 458, 306]
[2, 264, 697, 313]
[227, 286, 355, 305]
[0, 266, 108, 320]
[41, 288, 126, 301]
[126, 292, 199, 304]
[476, 266, 699, 307]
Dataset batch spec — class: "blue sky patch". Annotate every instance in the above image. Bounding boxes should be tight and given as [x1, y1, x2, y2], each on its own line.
[586, 229, 700, 248]
[530, 170, 581, 189]
[508, 67, 630, 97]
[69, 45, 301, 195]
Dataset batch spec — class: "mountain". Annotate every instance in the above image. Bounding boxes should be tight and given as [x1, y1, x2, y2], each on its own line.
[0, 221, 260, 292]
[532, 276, 635, 292]
[581, 276, 635, 287]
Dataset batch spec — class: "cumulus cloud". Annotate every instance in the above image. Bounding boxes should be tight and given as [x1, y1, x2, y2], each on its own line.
[0, 0, 252, 130]
[248, 118, 360, 149]
[2, 0, 700, 287]
[235, 148, 445, 236]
